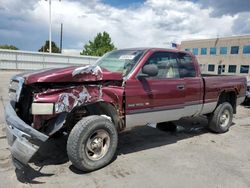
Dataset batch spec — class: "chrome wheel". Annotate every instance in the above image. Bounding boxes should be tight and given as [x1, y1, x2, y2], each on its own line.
[219, 109, 230, 128]
[85, 129, 110, 161]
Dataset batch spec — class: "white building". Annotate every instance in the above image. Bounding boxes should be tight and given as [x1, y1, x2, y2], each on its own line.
[181, 35, 250, 78]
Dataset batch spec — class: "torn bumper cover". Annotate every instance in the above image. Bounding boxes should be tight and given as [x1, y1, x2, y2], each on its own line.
[4, 101, 48, 167]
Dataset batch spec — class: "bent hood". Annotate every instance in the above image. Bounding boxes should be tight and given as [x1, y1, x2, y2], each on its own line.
[17, 65, 123, 84]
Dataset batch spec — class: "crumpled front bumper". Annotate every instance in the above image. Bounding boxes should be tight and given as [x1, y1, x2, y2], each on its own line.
[4, 101, 48, 168]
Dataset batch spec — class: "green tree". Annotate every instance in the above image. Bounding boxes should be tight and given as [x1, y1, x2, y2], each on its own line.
[38, 40, 60, 53]
[81, 31, 115, 56]
[0, 44, 19, 50]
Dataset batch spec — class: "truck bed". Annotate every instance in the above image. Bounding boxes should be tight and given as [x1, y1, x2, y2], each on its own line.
[202, 74, 247, 107]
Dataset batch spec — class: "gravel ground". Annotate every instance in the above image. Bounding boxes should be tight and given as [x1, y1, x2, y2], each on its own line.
[0, 70, 249, 188]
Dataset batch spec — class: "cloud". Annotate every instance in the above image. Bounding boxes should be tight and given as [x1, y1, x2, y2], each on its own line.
[191, 0, 250, 17]
[232, 12, 250, 34]
[0, 0, 247, 52]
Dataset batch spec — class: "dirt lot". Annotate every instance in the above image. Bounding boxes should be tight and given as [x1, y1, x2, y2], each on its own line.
[0, 70, 250, 188]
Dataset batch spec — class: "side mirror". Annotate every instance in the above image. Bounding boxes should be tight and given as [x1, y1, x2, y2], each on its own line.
[142, 64, 158, 77]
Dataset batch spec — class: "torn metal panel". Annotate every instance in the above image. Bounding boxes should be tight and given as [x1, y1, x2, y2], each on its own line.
[45, 112, 68, 136]
[33, 84, 124, 132]
[72, 65, 103, 80]
[54, 85, 102, 113]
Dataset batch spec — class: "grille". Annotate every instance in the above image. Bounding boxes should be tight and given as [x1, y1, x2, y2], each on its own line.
[9, 77, 24, 102]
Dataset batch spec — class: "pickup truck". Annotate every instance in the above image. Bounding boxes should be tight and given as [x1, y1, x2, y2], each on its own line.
[5, 48, 247, 172]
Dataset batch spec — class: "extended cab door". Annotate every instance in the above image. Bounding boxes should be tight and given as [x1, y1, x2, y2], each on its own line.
[125, 51, 185, 127]
[177, 52, 203, 116]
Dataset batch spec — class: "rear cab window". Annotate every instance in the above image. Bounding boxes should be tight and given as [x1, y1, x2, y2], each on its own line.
[178, 52, 196, 78]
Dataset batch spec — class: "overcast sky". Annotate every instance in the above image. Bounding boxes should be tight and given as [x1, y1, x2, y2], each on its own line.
[0, 0, 250, 53]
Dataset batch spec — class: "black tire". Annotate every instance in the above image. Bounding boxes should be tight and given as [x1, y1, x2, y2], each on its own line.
[208, 102, 233, 133]
[67, 115, 118, 172]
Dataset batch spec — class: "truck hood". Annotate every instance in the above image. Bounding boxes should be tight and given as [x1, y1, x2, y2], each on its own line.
[17, 65, 123, 84]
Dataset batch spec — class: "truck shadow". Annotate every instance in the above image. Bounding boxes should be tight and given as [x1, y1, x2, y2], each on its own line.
[242, 104, 250, 108]
[15, 134, 69, 184]
[15, 116, 226, 182]
[117, 117, 209, 156]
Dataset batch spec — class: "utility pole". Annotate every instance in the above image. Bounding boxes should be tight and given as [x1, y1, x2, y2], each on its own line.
[60, 23, 63, 53]
[49, 0, 52, 53]
[45, 0, 61, 53]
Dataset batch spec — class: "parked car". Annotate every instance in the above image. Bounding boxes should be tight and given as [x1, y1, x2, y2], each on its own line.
[5, 48, 247, 172]
[244, 80, 250, 104]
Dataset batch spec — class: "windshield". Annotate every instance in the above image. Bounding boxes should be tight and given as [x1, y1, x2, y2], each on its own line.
[96, 49, 145, 76]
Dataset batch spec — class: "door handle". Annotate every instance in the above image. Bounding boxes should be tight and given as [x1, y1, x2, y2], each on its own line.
[177, 85, 185, 90]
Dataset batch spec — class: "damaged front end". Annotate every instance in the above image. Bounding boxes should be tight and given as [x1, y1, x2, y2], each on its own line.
[5, 65, 124, 168]
[32, 84, 103, 135]
[5, 76, 49, 168]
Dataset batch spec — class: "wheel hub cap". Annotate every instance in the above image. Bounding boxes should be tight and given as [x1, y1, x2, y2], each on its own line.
[85, 129, 110, 161]
[219, 109, 230, 127]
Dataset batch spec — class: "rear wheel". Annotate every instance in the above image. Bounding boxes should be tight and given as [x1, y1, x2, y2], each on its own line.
[67, 115, 118, 172]
[208, 102, 233, 133]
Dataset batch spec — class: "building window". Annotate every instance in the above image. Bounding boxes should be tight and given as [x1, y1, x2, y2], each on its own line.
[231, 46, 239, 54]
[201, 48, 207, 55]
[228, 65, 237, 73]
[220, 47, 227, 55]
[210, 47, 216, 55]
[240, 65, 249, 73]
[208, 64, 215, 72]
[192, 48, 198, 55]
[185, 48, 190, 51]
[243, 45, 250, 54]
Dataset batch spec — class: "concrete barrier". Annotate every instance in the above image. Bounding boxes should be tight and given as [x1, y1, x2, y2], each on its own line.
[0, 49, 99, 70]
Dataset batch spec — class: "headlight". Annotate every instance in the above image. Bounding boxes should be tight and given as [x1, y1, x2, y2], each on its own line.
[31, 103, 54, 115]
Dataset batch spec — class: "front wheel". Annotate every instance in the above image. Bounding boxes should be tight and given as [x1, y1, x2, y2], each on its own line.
[67, 115, 118, 172]
[208, 102, 233, 133]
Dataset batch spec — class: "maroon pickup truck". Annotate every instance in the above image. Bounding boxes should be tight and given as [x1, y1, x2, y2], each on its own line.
[5, 48, 247, 171]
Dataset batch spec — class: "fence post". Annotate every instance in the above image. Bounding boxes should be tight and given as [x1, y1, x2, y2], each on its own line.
[15, 51, 18, 70]
[43, 53, 45, 69]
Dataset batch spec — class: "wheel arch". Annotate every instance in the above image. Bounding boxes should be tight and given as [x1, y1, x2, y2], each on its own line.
[217, 90, 237, 114]
[64, 101, 125, 133]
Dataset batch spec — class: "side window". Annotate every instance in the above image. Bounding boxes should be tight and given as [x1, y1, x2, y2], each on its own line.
[231, 46, 239, 54]
[208, 64, 215, 72]
[228, 65, 237, 73]
[178, 53, 196, 78]
[240, 65, 249, 74]
[141, 52, 180, 79]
